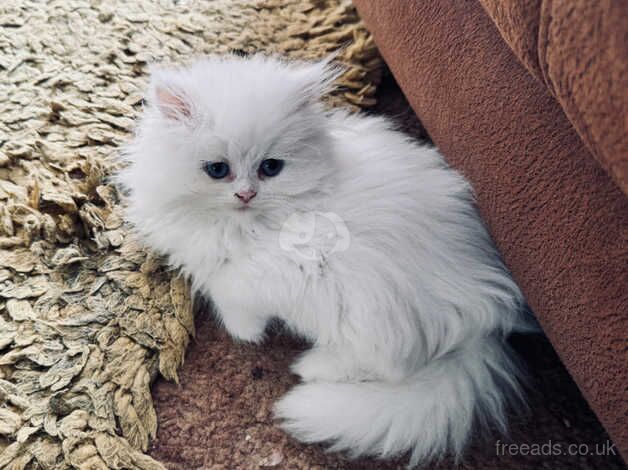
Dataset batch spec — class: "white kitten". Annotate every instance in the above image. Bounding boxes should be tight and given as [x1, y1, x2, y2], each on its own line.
[118, 54, 531, 466]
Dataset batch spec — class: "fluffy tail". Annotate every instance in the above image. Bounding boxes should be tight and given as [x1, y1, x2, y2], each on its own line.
[275, 337, 524, 467]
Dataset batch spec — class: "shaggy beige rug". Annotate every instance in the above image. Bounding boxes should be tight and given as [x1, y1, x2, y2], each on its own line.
[0, 1, 382, 468]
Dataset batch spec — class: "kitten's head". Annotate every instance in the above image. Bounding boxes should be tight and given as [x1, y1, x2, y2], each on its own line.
[119, 54, 341, 233]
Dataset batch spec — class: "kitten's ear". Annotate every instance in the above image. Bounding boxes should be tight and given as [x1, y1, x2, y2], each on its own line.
[147, 66, 194, 122]
[154, 86, 192, 120]
[292, 54, 344, 107]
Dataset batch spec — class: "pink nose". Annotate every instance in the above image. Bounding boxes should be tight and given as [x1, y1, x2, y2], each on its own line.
[235, 189, 257, 203]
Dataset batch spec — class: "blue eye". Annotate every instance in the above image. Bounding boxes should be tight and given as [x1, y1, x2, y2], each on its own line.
[203, 161, 230, 179]
[259, 158, 284, 178]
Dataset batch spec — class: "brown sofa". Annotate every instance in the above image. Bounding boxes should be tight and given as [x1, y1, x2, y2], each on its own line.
[353, 0, 627, 459]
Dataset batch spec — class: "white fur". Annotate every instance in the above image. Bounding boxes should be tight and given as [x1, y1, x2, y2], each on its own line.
[118, 54, 531, 466]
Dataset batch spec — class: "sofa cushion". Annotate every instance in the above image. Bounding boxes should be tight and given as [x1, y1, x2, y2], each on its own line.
[479, 0, 628, 195]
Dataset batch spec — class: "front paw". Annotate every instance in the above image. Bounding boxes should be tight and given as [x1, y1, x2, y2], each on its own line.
[221, 312, 267, 343]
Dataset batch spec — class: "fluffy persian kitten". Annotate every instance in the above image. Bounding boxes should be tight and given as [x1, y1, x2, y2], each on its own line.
[119, 54, 531, 466]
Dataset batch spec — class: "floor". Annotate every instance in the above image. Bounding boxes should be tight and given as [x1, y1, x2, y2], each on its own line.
[147, 72, 626, 470]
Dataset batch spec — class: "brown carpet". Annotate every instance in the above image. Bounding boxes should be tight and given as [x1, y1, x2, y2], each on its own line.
[148, 73, 626, 470]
